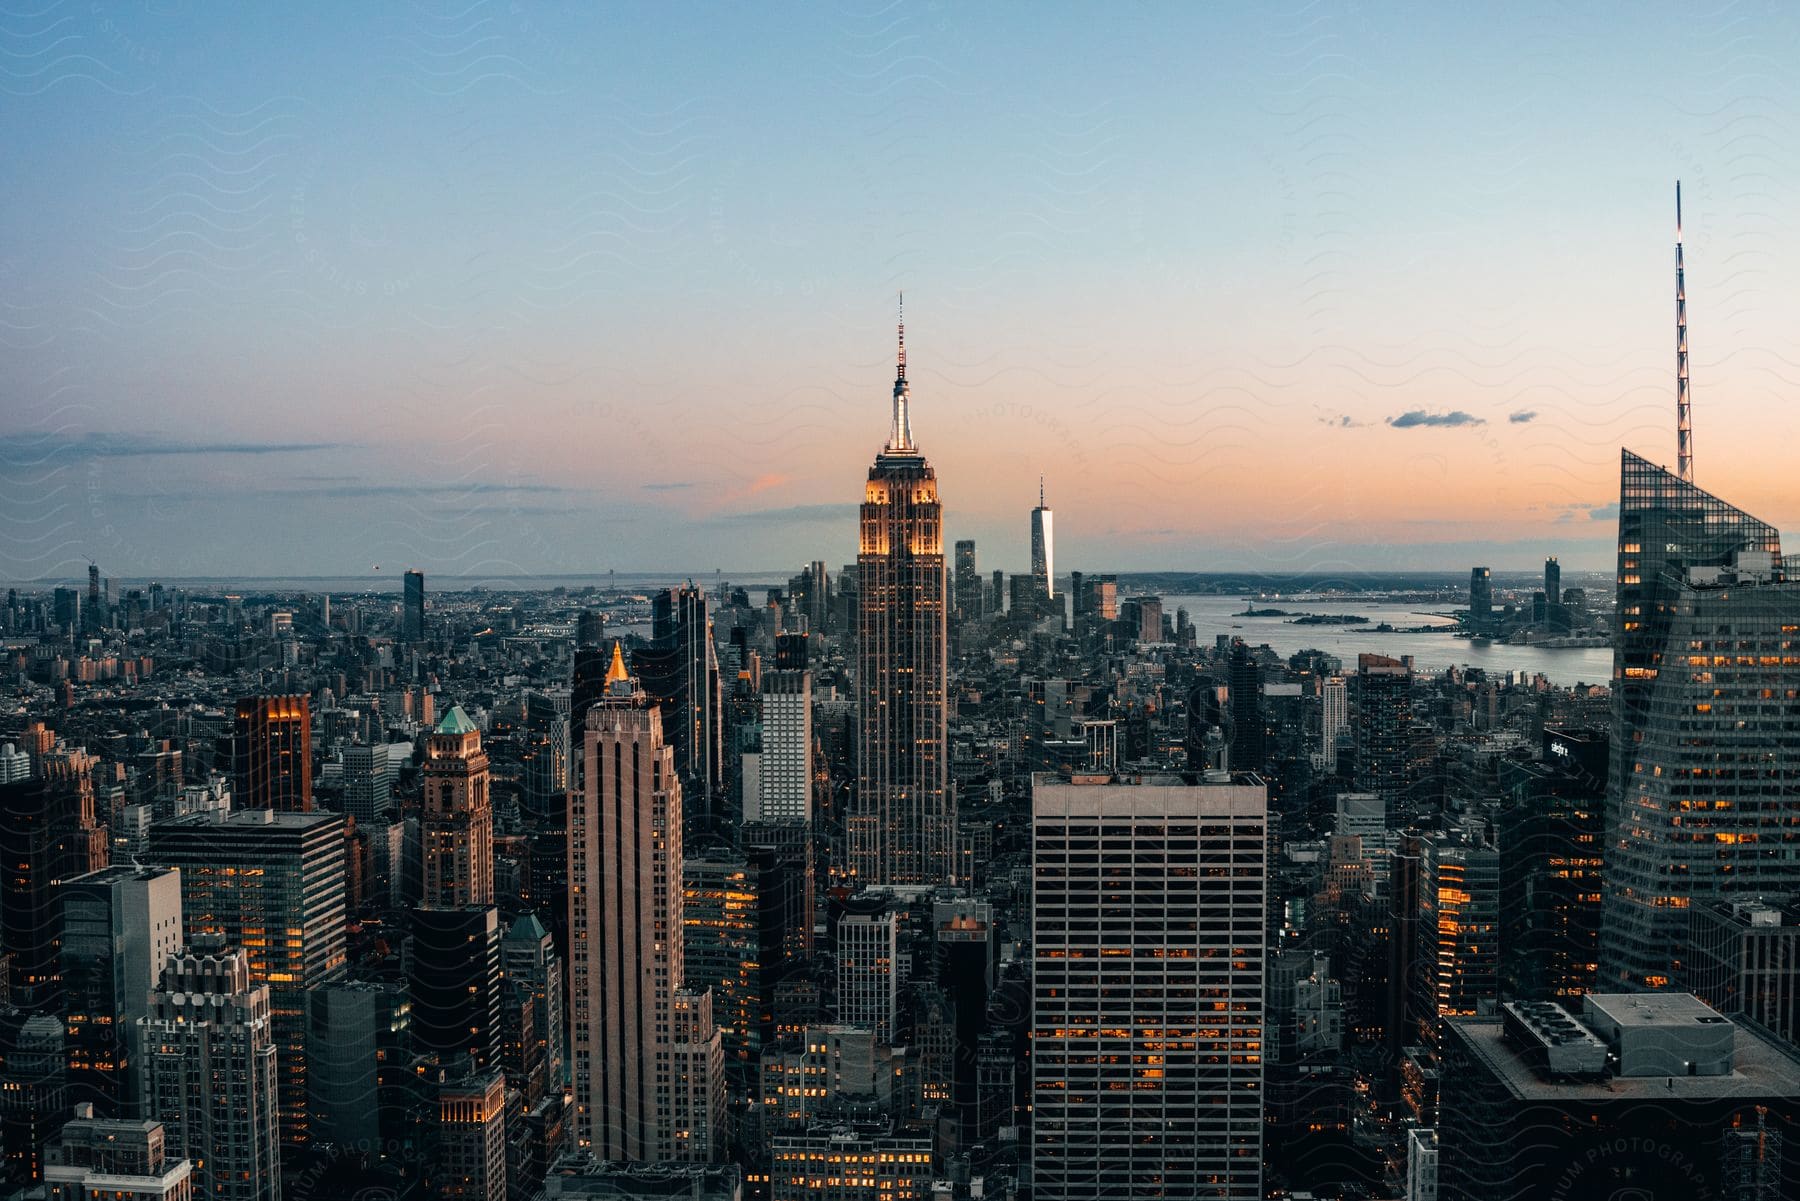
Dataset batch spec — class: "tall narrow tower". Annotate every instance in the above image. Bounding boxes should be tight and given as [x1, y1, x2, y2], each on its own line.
[1675, 180, 1692, 483]
[1031, 476, 1055, 601]
[851, 300, 955, 885]
[421, 705, 494, 908]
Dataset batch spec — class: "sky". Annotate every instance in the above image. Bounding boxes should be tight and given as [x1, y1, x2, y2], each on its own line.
[5, 1, 1800, 583]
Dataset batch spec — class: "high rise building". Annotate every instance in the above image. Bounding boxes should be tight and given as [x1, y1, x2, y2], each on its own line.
[952, 539, 982, 622]
[1416, 831, 1500, 1046]
[1467, 567, 1491, 636]
[0, 746, 108, 1008]
[568, 644, 720, 1162]
[502, 913, 566, 1099]
[1599, 450, 1800, 990]
[147, 810, 347, 1145]
[304, 980, 413, 1155]
[1032, 773, 1267, 1201]
[402, 569, 425, 642]
[752, 667, 812, 826]
[343, 743, 392, 828]
[1030, 476, 1055, 600]
[409, 906, 503, 1070]
[432, 1063, 507, 1201]
[1317, 674, 1348, 769]
[1497, 727, 1605, 1000]
[1352, 654, 1413, 820]
[836, 909, 899, 1043]
[1543, 555, 1560, 608]
[850, 309, 954, 886]
[232, 696, 312, 813]
[137, 935, 281, 1201]
[634, 586, 724, 837]
[56, 866, 183, 1115]
[422, 706, 494, 909]
[86, 565, 102, 634]
[44, 1107, 194, 1201]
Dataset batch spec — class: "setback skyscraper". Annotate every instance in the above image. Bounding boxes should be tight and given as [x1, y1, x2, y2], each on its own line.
[850, 306, 954, 885]
[421, 705, 494, 909]
[568, 645, 721, 1162]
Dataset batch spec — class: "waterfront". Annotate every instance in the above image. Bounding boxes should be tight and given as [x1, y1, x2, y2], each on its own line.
[1163, 593, 1614, 688]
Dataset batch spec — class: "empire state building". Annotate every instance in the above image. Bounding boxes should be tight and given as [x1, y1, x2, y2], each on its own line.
[851, 305, 955, 885]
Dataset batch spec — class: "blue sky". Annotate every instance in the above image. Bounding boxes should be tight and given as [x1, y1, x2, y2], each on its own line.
[5, 2, 1799, 581]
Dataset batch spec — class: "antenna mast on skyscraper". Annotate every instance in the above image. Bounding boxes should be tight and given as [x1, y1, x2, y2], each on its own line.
[1675, 181, 1692, 483]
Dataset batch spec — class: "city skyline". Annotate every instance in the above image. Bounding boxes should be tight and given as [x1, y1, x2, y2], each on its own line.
[7, 6, 1800, 578]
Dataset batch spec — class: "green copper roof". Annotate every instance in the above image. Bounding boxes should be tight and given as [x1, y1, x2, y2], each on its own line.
[435, 705, 478, 735]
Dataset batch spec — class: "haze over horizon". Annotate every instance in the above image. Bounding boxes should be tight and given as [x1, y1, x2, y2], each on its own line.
[7, 2, 1800, 579]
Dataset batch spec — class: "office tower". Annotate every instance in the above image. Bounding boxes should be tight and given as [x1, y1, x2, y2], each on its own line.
[851, 310, 954, 886]
[1226, 639, 1266, 773]
[990, 568, 1004, 616]
[409, 906, 502, 1069]
[1497, 727, 1605, 999]
[1030, 476, 1055, 599]
[522, 688, 570, 821]
[1438, 995, 1800, 1201]
[502, 913, 566, 1098]
[233, 695, 312, 812]
[0, 747, 107, 1007]
[148, 810, 347, 1144]
[1542, 555, 1560, 608]
[1317, 675, 1348, 769]
[683, 851, 758, 1074]
[1416, 831, 1500, 1046]
[952, 539, 982, 622]
[634, 585, 724, 836]
[433, 1064, 507, 1201]
[1600, 450, 1799, 990]
[403, 569, 425, 642]
[668, 989, 726, 1163]
[1688, 899, 1800, 1048]
[86, 565, 101, 633]
[53, 587, 80, 634]
[1352, 654, 1412, 819]
[57, 866, 183, 1115]
[44, 1107, 194, 1201]
[1467, 567, 1491, 635]
[936, 904, 995, 1148]
[0, 1012, 67, 1190]
[752, 666, 811, 825]
[807, 559, 830, 633]
[138, 935, 280, 1201]
[1033, 773, 1267, 1201]
[343, 743, 392, 827]
[522, 688, 573, 959]
[305, 980, 412, 1154]
[422, 706, 494, 909]
[568, 644, 720, 1161]
[836, 909, 899, 1043]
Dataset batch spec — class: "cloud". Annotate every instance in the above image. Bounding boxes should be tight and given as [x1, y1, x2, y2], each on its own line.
[122, 481, 574, 502]
[715, 503, 855, 523]
[642, 481, 693, 492]
[1387, 410, 1486, 429]
[0, 432, 340, 465]
[1588, 502, 1618, 521]
[1318, 413, 1370, 429]
[749, 473, 792, 495]
[1508, 410, 1538, 424]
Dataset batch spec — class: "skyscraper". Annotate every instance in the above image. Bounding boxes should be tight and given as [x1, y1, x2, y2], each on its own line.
[138, 935, 281, 1201]
[233, 696, 312, 813]
[1353, 654, 1413, 819]
[56, 866, 183, 1115]
[342, 743, 392, 827]
[0, 746, 108, 1008]
[1599, 449, 1799, 990]
[568, 644, 720, 1162]
[1468, 567, 1492, 636]
[1030, 476, 1054, 601]
[952, 539, 982, 622]
[1317, 674, 1348, 770]
[1543, 555, 1560, 608]
[1032, 773, 1267, 1201]
[148, 810, 347, 1145]
[634, 586, 724, 836]
[752, 666, 811, 826]
[421, 706, 494, 909]
[851, 306, 954, 885]
[402, 569, 425, 642]
[836, 908, 899, 1043]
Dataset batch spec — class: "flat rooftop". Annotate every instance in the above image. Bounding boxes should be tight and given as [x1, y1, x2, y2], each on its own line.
[1447, 1015, 1800, 1103]
[1586, 992, 1733, 1031]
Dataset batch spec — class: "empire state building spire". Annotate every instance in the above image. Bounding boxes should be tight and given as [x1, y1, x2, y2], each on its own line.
[887, 293, 915, 453]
